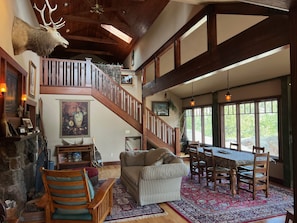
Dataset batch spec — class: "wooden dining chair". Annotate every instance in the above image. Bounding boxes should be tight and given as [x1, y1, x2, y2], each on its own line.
[252, 145, 265, 154]
[237, 152, 270, 200]
[230, 142, 240, 151]
[203, 147, 231, 191]
[189, 147, 205, 183]
[238, 146, 266, 172]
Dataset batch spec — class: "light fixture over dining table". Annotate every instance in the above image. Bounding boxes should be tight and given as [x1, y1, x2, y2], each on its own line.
[225, 70, 232, 102]
[190, 82, 195, 106]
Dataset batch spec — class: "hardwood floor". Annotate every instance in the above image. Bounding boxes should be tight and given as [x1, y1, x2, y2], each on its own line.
[99, 164, 286, 223]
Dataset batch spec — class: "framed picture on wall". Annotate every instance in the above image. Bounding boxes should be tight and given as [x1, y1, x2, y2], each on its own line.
[60, 100, 90, 137]
[22, 118, 33, 129]
[121, 75, 133, 84]
[29, 61, 36, 98]
[152, 101, 169, 116]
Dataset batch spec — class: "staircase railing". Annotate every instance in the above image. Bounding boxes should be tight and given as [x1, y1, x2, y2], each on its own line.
[40, 57, 179, 152]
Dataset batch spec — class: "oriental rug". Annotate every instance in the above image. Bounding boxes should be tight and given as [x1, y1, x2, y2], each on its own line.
[103, 179, 166, 222]
[167, 176, 293, 223]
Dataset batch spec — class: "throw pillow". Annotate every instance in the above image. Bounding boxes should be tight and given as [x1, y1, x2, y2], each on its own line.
[144, 148, 169, 166]
[163, 152, 176, 164]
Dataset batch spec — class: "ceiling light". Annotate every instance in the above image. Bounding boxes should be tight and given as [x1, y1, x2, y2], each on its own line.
[225, 71, 232, 102]
[190, 82, 195, 106]
[101, 24, 132, 44]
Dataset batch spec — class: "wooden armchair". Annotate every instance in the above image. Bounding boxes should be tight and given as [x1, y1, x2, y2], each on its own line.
[40, 167, 115, 223]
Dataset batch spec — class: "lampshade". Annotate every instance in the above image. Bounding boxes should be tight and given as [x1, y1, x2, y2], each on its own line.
[190, 98, 195, 106]
[21, 94, 27, 101]
[0, 83, 7, 93]
[225, 91, 232, 102]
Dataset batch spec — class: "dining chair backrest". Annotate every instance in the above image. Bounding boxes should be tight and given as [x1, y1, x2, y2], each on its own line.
[254, 152, 270, 173]
[188, 141, 200, 148]
[203, 147, 215, 167]
[252, 146, 265, 154]
[230, 142, 240, 151]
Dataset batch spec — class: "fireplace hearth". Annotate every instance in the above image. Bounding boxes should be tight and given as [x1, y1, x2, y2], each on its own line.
[0, 133, 39, 215]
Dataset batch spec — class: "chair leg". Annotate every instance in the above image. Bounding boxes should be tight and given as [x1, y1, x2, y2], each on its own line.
[285, 209, 294, 223]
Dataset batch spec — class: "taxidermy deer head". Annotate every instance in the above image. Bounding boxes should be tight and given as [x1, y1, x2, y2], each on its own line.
[12, 0, 69, 56]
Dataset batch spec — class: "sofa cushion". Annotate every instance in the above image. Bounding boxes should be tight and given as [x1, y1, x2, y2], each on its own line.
[125, 151, 146, 166]
[144, 148, 169, 166]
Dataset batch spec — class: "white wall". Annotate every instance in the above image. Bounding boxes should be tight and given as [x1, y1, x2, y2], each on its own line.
[0, 0, 40, 109]
[125, 2, 203, 70]
[41, 94, 141, 164]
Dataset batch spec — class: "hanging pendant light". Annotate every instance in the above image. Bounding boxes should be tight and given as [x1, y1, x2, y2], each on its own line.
[190, 82, 195, 106]
[225, 71, 232, 102]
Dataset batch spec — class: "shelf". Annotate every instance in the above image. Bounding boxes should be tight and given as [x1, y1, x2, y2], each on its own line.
[56, 144, 93, 170]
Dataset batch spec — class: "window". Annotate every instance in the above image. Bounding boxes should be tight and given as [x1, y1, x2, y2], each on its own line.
[184, 106, 213, 144]
[222, 99, 279, 157]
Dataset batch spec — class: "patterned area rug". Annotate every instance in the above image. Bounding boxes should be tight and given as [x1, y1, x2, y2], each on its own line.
[104, 179, 166, 222]
[167, 176, 293, 223]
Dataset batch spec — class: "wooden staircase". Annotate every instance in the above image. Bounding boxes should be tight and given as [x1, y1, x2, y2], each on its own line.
[39, 58, 180, 154]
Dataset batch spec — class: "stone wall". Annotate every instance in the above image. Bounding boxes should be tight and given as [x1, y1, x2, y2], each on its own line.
[0, 134, 38, 212]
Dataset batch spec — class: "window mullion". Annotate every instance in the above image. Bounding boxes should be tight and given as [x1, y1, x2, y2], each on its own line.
[255, 102, 260, 146]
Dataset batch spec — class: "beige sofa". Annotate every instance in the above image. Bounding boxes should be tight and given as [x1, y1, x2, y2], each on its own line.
[119, 148, 188, 206]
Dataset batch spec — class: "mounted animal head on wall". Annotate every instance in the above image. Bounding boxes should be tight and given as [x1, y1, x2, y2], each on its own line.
[12, 0, 69, 56]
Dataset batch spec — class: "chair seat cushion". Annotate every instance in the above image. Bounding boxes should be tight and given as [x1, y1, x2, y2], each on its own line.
[52, 212, 92, 221]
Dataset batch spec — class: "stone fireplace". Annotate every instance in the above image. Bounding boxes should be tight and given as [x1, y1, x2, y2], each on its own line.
[0, 133, 39, 213]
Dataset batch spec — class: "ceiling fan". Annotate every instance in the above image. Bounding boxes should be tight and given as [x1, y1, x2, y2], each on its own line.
[90, 0, 104, 14]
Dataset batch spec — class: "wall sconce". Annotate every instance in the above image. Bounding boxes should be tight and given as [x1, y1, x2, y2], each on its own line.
[190, 82, 195, 106]
[225, 71, 232, 102]
[21, 94, 27, 102]
[0, 83, 7, 95]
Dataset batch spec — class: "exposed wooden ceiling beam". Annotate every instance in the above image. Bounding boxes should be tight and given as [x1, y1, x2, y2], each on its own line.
[65, 49, 113, 56]
[142, 15, 289, 97]
[239, 0, 290, 11]
[65, 35, 118, 45]
[214, 2, 288, 15]
[64, 15, 129, 28]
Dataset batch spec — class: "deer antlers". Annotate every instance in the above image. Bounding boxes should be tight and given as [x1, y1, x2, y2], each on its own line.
[33, 0, 65, 29]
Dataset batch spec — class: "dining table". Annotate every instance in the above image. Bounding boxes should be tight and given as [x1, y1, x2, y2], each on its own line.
[197, 146, 255, 195]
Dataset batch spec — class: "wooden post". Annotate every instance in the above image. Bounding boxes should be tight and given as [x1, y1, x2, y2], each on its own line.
[289, 6, 297, 222]
[85, 58, 92, 87]
[142, 97, 147, 150]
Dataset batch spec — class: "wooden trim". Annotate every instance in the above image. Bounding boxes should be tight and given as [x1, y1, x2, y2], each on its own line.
[143, 15, 289, 97]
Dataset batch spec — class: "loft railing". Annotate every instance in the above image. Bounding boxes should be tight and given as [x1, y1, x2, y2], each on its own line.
[40, 57, 179, 152]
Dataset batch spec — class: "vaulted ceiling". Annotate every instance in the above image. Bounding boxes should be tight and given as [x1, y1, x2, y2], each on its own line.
[29, 0, 295, 99]
[30, 0, 169, 64]
[29, 0, 294, 65]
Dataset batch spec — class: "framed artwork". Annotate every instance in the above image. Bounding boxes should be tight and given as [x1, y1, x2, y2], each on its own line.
[152, 101, 169, 116]
[121, 75, 133, 84]
[60, 100, 90, 137]
[29, 61, 36, 98]
[22, 118, 33, 129]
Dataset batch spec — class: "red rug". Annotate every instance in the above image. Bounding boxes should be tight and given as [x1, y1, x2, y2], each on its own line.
[167, 176, 293, 223]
